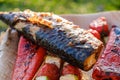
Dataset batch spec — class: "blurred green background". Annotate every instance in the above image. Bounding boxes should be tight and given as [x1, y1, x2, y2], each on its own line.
[0, 0, 120, 31]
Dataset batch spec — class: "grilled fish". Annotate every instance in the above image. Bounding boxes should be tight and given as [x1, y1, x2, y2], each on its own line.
[0, 10, 103, 70]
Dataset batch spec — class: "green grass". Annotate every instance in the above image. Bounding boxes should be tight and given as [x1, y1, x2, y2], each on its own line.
[0, 0, 120, 14]
[0, 0, 120, 31]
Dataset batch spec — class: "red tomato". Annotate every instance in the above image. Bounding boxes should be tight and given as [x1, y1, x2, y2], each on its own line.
[88, 29, 101, 40]
[36, 63, 59, 80]
[62, 64, 81, 80]
[89, 17, 109, 36]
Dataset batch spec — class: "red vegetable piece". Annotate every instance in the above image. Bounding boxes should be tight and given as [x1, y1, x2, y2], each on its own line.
[89, 17, 109, 36]
[12, 36, 46, 80]
[92, 26, 120, 80]
[88, 29, 101, 40]
[36, 63, 59, 80]
[61, 63, 81, 80]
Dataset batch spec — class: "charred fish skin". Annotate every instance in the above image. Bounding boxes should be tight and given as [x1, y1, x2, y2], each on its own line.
[22, 24, 85, 69]
[17, 22, 94, 70]
[0, 11, 32, 26]
[0, 12, 23, 26]
[0, 12, 14, 26]
[0, 10, 103, 70]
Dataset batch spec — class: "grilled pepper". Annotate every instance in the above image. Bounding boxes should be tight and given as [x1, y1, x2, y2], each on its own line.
[35, 55, 62, 80]
[12, 36, 46, 80]
[92, 26, 120, 80]
[88, 29, 101, 40]
[0, 10, 103, 70]
[60, 62, 81, 80]
[89, 17, 109, 37]
[36, 63, 59, 80]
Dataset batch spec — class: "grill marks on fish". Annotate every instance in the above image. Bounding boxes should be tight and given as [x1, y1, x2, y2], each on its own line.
[0, 10, 103, 70]
[14, 21, 102, 70]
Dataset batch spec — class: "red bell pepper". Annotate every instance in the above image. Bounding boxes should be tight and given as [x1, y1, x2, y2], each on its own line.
[35, 55, 61, 80]
[36, 63, 59, 80]
[88, 29, 101, 40]
[12, 36, 46, 80]
[60, 62, 81, 80]
[89, 17, 109, 37]
[92, 26, 120, 80]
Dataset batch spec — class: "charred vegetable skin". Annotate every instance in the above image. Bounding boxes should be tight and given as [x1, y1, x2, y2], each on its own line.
[0, 10, 103, 70]
[35, 55, 61, 80]
[89, 17, 109, 37]
[36, 63, 59, 80]
[12, 36, 46, 80]
[92, 26, 120, 80]
[61, 63, 81, 80]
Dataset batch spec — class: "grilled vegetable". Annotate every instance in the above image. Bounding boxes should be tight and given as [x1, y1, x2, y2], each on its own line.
[35, 55, 61, 80]
[60, 74, 79, 80]
[89, 17, 109, 37]
[35, 63, 59, 80]
[36, 76, 49, 80]
[88, 29, 101, 40]
[60, 62, 81, 80]
[12, 36, 46, 80]
[92, 26, 120, 80]
[0, 10, 103, 70]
